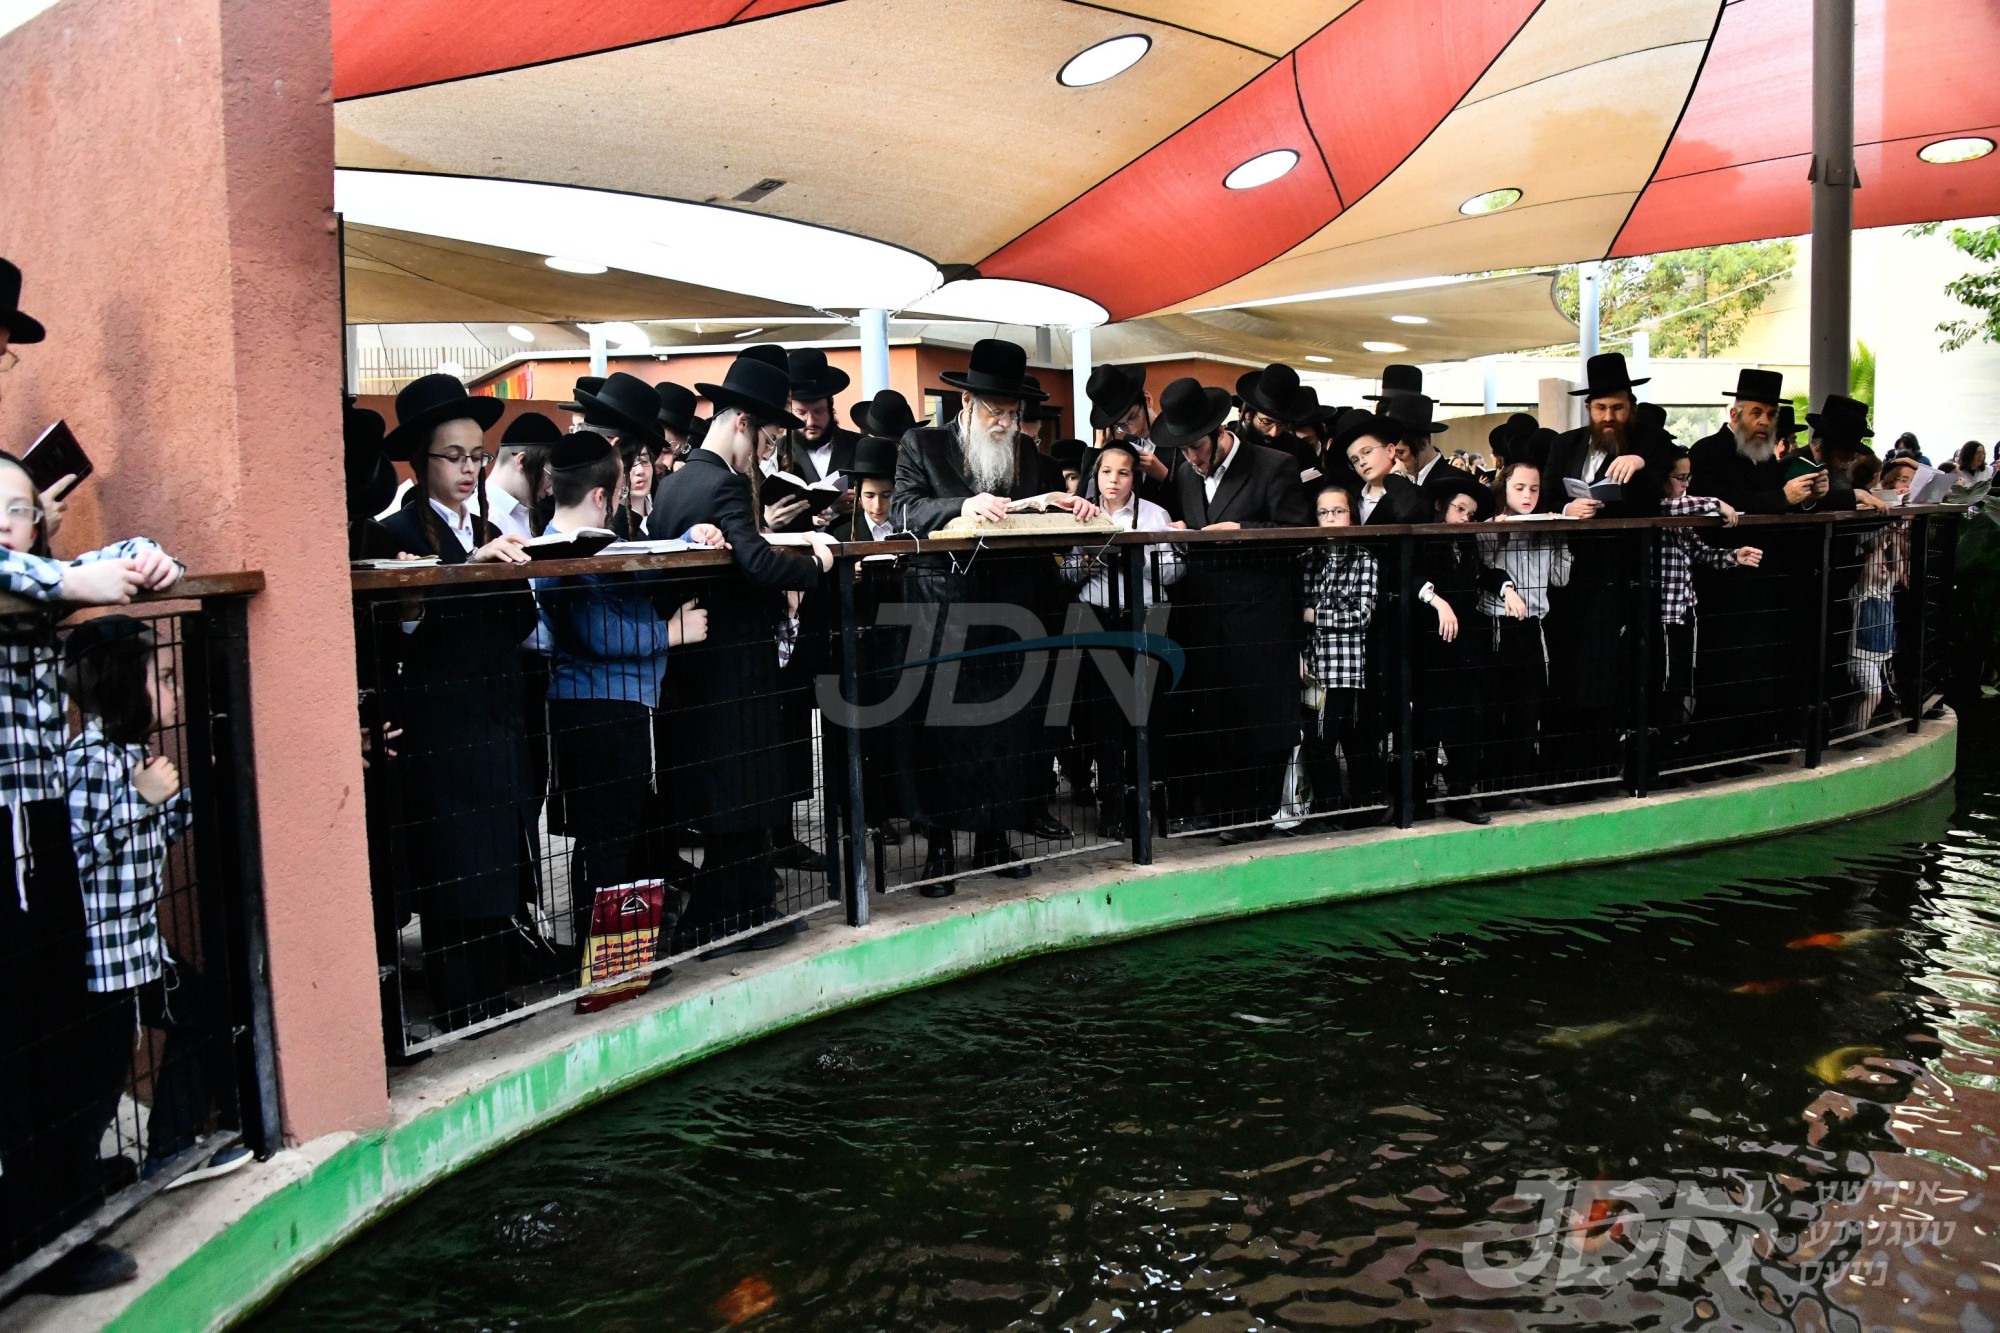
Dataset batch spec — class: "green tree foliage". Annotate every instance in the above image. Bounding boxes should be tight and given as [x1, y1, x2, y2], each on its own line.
[1554, 241, 1798, 357]
[1910, 221, 2000, 352]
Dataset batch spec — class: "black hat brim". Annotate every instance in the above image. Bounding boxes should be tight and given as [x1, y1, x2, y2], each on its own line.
[5, 311, 45, 345]
[1152, 387, 1233, 450]
[1723, 389, 1784, 404]
[790, 369, 851, 401]
[1568, 377, 1651, 397]
[695, 382, 805, 430]
[383, 395, 505, 461]
[574, 386, 668, 447]
[1805, 415, 1874, 438]
[1087, 368, 1146, 430]
[938, 370, 1050, 401]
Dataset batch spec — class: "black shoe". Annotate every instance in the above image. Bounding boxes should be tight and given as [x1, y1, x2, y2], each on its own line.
[976, 837, 1032, 878]
[743, 919, 806, 951]
[1217, 825, 1270, 846]
[1098, 814, 1127, 841]
[1452, 800, 1492, 826]
[872, 823, 902, 847]
[1486, 795, 1527, 813]
[918, 881, 956, 899]
[922, 839, 957, 881]
[1028, 809, 1073, 840]
[26, 1242, 138, 1295]
[770, 836, 820, 870]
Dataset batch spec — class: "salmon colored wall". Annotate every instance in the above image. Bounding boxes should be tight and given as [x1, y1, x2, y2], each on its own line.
[0, 0, 385, 1136]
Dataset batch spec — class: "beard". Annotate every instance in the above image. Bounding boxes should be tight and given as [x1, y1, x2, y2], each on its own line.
[1587, 418, 1628, 456]
[1731, 422, 1776, 464]
[961, 419, 1017, 493]
[798, 419, 831, 447]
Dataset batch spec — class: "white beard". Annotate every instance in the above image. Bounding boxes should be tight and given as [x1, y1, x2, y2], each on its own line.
[1732, 423, 1776, 464]
[962, 421, 1017, 493]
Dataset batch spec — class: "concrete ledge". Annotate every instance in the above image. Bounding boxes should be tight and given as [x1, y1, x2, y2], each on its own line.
[8, 717, 1957, 1333]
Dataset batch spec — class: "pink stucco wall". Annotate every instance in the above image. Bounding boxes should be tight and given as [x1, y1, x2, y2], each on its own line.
[0, 0, 386, 1136]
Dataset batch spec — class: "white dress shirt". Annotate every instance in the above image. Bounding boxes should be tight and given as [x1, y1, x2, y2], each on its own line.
[1063, 495, 1183, 607]
[428, 497, 477, 553]
[478, 477, 535, 541]
[1202, 438, 1238, 503]
[1359, 485, 1384, 523]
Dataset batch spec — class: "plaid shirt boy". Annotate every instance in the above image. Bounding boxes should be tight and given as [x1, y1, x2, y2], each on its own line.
[1658, 495, 1739, 625]
[64, 721, 194, 992]
[1305, 542, 1377, 690]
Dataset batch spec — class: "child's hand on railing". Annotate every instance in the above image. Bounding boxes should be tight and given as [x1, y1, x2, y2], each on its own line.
[131, 547, 182, 591]
[60, 558, 147, 605]
[134, 755, 182, 806]
[668, 599, 709, 648]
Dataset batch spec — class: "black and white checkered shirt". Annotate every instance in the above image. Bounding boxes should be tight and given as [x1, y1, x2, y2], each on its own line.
[1658, 495, 1738, 625]
[64, 722, 193, 993]
[1305, 542, 1377, 690]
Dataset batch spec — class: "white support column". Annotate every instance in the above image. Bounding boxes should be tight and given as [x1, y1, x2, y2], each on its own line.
[1629, 330, 1652, 399]
[1069, 325, 1094, 441]
[344, 324, 361, 396]
[1809, 0, 1856, 410]
[1481, 360, 1498, 414]
[588, 325, 608, 378]
[1578, 261, 1602, 379]
[859, 308, 890, 397]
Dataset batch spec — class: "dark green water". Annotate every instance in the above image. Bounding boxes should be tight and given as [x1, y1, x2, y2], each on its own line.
[256, 720, 2000, 1332]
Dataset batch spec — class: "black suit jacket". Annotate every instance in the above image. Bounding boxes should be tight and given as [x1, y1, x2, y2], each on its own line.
[647, 450, 818, 593]
[1174, 437, 1314, 529]
[1538, 424, 1674, 518]
[1359, 474, 1434, 526]
[891, 427, 1061, 535]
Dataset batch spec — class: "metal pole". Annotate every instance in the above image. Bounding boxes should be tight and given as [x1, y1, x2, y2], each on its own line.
[859, 308, 890, 397]
[1578, 261, 1602, 374]
[1396, 541, 1416, 828]
[1809, 0, 1857, 410]
[1906, 514, 1928, 733]
[1481, 361, 1498, 415]
[1806, 521, 1833, 767]
[835, 558, 871, 926]
[1629, 529, 1655, 798]
[588, 325, 608, 378]
[1124, 548, 1153, 866]
[1070, 325, 1094, 442]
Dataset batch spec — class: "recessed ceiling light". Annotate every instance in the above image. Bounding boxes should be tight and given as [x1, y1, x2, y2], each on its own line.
[1058, 34, 1150, 87]
[1459, 188, 1522, 217]
[1362, 341, 1406, 354]
[733, 327, 767, 339]
[544, 255, 608, 274]
[1918, 136, 1995, 164]
[1304, 355, 1333, 363]
[1390, 314, 1429, 326]
[1224, 150, 1300, 191]
[505, 324, 536, 343]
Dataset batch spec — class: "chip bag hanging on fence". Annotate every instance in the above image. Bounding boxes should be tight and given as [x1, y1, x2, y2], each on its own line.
[576, 879, 666, 1014]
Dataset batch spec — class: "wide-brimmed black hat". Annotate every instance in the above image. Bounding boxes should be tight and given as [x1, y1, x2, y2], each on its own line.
[740, 343, 790, 373]
[1775, 403, 1802, 439]
[787, 347, 851, 402]
[1636, 401, 1673, 441]
[1330, 409, 1401, 456]
[1381, 392, 1450, 436]
[575, 372, 667, 447]
[0, 259, 45, 345]
[697, 351, 805, 429]
[558, 375, 606, 413]
[1807, 394, 1875, 442]
[940, 338, 1047, 401]
[1019, 375, 1064, 422]
[63, 614, 149, 667]
[1363, 363, 1423, 403]
[851, 389, 924, 440]
[656, 382, 700, 434]
[844, 436, 898, 480]
[1569, 352, 1649, 399]
[500, 411, 563, 446]
[1488, 412, 1538, 456]
[1049, 438, 1087, 472]
[1423, 465, 1494, 521]
[1086, 363, 1147, 430]
[1152, 377, 1232, 450]
[1724, 368, 1784, 405]
[384, 372, 505, 460]
[1241, 363, 1315, 424]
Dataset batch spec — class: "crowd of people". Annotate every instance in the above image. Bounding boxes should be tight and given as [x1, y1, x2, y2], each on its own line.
[341, 328, 1961, 1060]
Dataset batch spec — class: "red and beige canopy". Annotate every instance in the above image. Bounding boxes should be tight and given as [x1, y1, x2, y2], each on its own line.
[334, 0, 2000, 323]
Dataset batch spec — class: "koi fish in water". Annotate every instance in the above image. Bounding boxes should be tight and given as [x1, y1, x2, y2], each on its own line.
[1807, 1045, 1884, 1084]
[716, 1275, 778, 1326]
[1538, 1015, 1655, 1049]
[1730, 978, 1822, 995]
[1786, 928, 1895, 951]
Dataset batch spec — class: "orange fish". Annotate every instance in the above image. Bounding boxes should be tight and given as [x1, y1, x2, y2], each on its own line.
[1732, 979, 1800, 995]
[1786, 928, 1892, 951]
[716, 1275, 778, 1326]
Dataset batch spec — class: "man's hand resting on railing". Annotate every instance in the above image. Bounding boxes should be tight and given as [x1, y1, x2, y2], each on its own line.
[470, 534, 529, 564]
[685, 523, 728, 549]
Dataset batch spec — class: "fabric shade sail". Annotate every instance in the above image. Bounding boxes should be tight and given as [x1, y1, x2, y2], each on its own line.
[333, 0, 2000, 323]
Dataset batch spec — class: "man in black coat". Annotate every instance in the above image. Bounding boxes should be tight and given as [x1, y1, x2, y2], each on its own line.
[1155, 377, 1313, 844]
[648, 352, 833, 955]
[891, 339, 1102, 888]
[1086, 362, 1178, 518]
[767, 348, 858, 536]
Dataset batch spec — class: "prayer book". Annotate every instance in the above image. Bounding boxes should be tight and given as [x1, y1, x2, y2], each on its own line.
[761, 472, 845, 513]
[1909, 466, 1954, 506]
[523, 527, 617, 560]
[350, 556, 441, 569]
[1562, 476, 1622, 502]
[601, 538, 692, 555]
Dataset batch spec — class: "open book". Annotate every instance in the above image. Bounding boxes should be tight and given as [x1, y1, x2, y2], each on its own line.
[762, 471, 845, 513]
[350, 556, 441, 569]
[1563, 476, 1622, 502]
[1908, 465, 1954, 506]
[1004, 495, 1067, 514]
[1300, 466, 1323, 485]
[524, 527, 617, 561]
[601, 538, 692, 556]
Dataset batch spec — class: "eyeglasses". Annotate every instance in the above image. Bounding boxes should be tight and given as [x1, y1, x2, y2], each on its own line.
[1, 503, 44, 524]
[0, 351, 17, 375]
[1316, 507, 1347, 518]
[428, 450, 492, 469]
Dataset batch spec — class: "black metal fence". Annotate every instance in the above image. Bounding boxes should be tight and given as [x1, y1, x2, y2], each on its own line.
[353, 509, 1958, 1056]
[0, 582, 277, 1301]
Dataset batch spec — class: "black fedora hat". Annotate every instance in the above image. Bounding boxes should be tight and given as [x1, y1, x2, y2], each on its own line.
[1423, 465, 1494, 520]
[384, 372, 505, 460]
[575, 372, 668, 447]
[1569, 352, 1649, 399]
[1381, 392, 1450, 436]
[1488, 411, 1538, 455]
[1363, 363, 1423, 403]
[1242, 363, 1315, 424]
[844, 436, 898, 480]
[1020, 375, 1064, 422]
[656, 382, 700, 434]
[1151, 377, 1232, 450]
[1775, 403, 1802, 439]
[697, 351, 805, 429]
[940, 338, 1047, 401]
[549, 431, 617, 471]
[1806, 394, 1874, 442]
[558, 375, 605, 413]
[1086, 363, 1147, 430]
[787, 347, 851, 402]
[0, 259, 45, 345]
[1330, 408, 1399, 455]
[1049, 438, 1087, 472]
[1724, 367, 1784, 405]
[1636, 401, 1673, 441]
[740, 343, 791, 373]
[500, 411, 564, 447]
[852, 389, 924, 440]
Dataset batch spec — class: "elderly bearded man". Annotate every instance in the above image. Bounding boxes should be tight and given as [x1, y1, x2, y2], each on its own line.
[892, 339, 1101, 892]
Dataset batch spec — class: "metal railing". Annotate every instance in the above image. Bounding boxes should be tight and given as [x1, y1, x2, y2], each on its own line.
[0, 572, 276, 1302]
[351, 509, 1958, 1056]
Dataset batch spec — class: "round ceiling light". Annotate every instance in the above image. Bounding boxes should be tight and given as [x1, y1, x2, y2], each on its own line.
[505, 324, 536, 343]
[903, 277, 1109, 328]
[1459, 188, 1522, 217]
[1058, 34, 1151, 87]
[1390, 314, 1429, 325]
[1362, 341, 1407, 354]
[544, 255, 608, 274]
[1918, 136, 1995, 165]
[1304, 355, 1333, 364]
[1225, 150, 1300, 191]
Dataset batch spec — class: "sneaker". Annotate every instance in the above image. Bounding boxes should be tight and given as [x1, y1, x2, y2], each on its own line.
[24, 1241, 138, 1295]
[164, 1145, 254, 1191]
